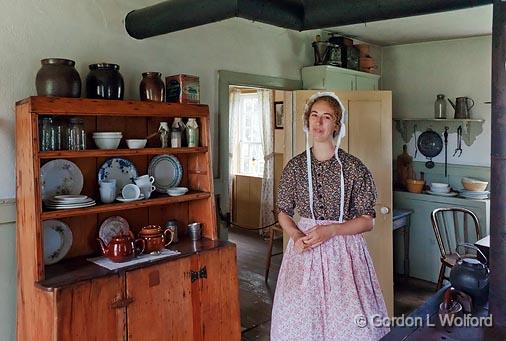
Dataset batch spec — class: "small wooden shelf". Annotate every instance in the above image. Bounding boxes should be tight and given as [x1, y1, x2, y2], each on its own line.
[393, 118, 485, 146]
[39, 147, 208, 159]
[41, 191, 211, 220]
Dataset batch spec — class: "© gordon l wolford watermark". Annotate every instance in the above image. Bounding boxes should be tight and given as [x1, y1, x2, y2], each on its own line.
[354, 313, 493, 328]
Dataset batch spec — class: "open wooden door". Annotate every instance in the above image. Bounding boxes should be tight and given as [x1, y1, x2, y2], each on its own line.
[284, 90, 393, 315]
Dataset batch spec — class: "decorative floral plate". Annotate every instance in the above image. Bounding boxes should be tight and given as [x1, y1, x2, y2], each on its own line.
[40, 159, 84, 201]
[98, 158, 138, 196]
[99, 216, 131, 244]
[148, 154, 183, 193]
[43, 219, 73, 265]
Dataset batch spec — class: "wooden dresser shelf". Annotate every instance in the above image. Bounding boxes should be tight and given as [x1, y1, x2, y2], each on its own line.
[39, 147, 208, 159]
[41, 191, 211, 219]
[38, 238, 229, 290]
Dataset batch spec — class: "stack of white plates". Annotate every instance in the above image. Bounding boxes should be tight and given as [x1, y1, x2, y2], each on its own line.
[45, 194, 96, 209]
[459, 190, 490, 200]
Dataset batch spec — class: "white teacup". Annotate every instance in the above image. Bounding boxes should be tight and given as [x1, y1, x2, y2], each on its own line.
[139, 184, 156, 199]
[122, 183, 141, 200]
[135, 175, 155, 187]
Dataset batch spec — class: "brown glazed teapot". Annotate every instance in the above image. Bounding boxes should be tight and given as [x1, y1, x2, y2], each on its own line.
[138, 225, 174, 254]
[98, 233, 145, 263]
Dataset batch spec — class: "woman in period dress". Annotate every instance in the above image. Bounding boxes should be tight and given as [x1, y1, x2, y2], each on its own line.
[271, 92, 389, 340]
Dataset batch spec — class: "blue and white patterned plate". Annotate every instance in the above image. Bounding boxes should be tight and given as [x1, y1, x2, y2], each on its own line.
[43, 219, 73, 265]
[98, 158, 138, 196]
[40, 159, 83, 201]
[148, 154, 183, 193]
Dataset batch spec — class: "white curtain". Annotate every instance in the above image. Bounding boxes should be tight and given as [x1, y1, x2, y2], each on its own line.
[228, 88, 242, 213]
[258, 89, 275, 233]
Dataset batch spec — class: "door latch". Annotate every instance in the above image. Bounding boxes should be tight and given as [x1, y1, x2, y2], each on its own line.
[110, 296, 135, 309]
[190, 266, 208, 282]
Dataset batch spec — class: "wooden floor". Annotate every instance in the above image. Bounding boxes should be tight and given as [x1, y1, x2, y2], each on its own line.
[229, 227, 437, 340]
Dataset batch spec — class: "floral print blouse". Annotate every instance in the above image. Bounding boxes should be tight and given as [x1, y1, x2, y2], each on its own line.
[277, 148, 377, 221]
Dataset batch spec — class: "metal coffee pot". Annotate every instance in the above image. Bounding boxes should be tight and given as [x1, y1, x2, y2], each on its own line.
[448, 97, 474, 119]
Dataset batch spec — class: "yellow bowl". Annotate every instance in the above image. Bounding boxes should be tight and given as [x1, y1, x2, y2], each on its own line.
[406, 179, 425, 193]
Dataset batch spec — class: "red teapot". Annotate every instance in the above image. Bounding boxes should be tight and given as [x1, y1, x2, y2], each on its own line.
[98, 232, 145, 263]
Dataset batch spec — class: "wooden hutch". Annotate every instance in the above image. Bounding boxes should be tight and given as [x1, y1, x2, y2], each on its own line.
[15, 97, 240, 340]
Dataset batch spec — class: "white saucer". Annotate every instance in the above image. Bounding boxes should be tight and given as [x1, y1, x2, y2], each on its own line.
[167, 187, 189, 196]
[115, 194, 145, 202]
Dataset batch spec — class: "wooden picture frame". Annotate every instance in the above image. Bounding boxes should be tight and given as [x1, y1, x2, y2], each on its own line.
[274, 101, 283, 129]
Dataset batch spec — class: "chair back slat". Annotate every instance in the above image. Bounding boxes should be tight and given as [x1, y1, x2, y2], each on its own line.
[441, 212, 452, 254]
[453, 211, 460, 246]
[464, 213, 469, 243]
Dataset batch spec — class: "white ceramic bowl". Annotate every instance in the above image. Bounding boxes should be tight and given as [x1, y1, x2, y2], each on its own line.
[126, 139, 147, 149]
[430, 186, 450, 193]
[431, 182, 449, 189]
[93, 136, 121, 149]
[93, 131, 122, 135]
[167, 187, 189, 196]
[462, 177, 488, 191]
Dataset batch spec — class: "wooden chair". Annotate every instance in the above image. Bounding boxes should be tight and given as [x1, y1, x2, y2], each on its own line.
[264, 210, 283, 282]
[431, 207, 482, 290]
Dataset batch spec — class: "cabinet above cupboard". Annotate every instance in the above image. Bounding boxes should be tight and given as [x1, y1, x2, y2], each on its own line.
[301, 65, 380, 91]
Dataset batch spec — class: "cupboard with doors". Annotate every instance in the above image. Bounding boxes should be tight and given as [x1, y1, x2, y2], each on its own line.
[15, 97, 240, 340]
[283, 90, 393, 315]
[301, 65, 380, 91]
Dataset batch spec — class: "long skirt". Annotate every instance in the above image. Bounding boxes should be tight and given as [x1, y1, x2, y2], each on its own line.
[271, 217, 390, 341]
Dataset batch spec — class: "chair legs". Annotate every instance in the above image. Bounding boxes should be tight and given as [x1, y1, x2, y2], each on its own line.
[436, 263, 446, 290]
[264, 227, 275, 282]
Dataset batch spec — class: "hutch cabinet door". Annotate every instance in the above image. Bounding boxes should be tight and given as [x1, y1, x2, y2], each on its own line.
[55, 274, 126, 340]
[126, 257, 195, 341]
[198, 245, 241, 340]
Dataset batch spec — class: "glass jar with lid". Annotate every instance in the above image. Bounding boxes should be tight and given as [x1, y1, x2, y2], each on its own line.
[67, 117, 86, 150]
[434, 94, 447, 119]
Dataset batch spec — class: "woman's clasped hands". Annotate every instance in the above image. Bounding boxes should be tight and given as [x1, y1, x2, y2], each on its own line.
[293, 224, 337, 252]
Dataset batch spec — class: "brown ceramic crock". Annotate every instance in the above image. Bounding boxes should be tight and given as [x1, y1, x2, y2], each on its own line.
[36, 58, 81, 97]
[97, 233, 145, 263]
[138, 224, 174, 253]
[139, 72, 165, 102]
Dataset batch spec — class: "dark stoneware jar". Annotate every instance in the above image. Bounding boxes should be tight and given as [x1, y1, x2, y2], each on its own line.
[139, 72, 164, 102]
[35, 58, 81, 97]
[86, 63, 124, 100]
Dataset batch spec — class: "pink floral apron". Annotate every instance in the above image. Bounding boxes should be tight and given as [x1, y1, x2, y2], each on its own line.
[270, 217, 390, 341]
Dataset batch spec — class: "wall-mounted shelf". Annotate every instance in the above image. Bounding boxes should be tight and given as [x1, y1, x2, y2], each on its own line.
[393, 118, 484, 146]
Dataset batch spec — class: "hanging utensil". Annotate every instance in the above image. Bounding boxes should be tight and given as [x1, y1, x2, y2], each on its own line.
[417, 129, 443, 169]
[413, 124, 418, 158]
[453, 125, 463, 157]
[444, 126, 449, 177]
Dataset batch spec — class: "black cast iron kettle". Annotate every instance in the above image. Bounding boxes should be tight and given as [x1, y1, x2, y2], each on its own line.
[449, 243, 489, 307]
[417, 129, 443, 168]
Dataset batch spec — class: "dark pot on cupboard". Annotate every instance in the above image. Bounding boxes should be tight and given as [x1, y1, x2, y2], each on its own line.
[86, 63, 124, 100]
[140, 72, 164, 102]
[35, 58, 81, 97]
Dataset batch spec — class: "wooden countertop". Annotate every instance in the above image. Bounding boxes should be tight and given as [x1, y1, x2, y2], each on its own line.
[37, 238, 233, 291]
